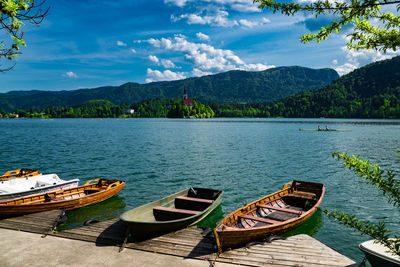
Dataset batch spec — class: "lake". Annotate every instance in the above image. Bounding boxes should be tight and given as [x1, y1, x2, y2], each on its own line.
[1, 118, 399, 262]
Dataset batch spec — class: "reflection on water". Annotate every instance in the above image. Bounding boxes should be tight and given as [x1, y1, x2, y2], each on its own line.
[57, 196, 126, 230]
[283, 209, 323, 237]
[1, 118, 399, 263]
[195, 205, 224, 229]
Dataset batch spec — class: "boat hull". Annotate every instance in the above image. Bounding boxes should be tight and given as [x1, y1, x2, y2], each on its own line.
[120, 187, 222, 241]
[0, 176, 79, 201]
[214, 180, 325, 252]
[359, 240, 400, 267]
[0, 168, 41, 180]
[0, 179, 125, 218]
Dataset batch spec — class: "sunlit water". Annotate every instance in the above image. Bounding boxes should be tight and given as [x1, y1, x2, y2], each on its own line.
[1, 118, 399, 262]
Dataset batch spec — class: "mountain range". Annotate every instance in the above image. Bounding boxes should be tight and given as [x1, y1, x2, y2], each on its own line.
[266, 56, 400, 118]
[0, 66, 338, 112]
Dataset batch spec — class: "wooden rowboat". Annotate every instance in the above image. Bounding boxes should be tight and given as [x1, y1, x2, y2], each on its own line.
[214, 180, 325, 252]
[0, 178, 125, 218]
[120, 187, 223, 241]
[0, 168, 41, 181]
[299, 129, 351, 132]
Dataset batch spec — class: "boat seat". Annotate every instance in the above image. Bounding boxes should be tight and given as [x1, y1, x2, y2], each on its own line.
[84, 188, 101, 195]
[257, 204, 303, 216]
[174, 196, 213, 211]
[153, 206, 201, 221]
[239, 215, 281, 225]
[286, 192, 317, 200]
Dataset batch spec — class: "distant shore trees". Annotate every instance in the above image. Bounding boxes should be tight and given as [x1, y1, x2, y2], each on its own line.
[1, 93, 400, 119]
[0, 99, 215, 119]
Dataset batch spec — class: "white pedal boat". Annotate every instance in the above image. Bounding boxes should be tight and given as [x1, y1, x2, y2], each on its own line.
[0, 173, 79, 201]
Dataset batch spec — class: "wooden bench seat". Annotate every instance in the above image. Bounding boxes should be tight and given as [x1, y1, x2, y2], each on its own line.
[286, 192, 317, 200]
[174, 196, 213, 211]
[175, 196, 213, 204]
[257, 204, 303, 215]
[239, 215, 281, 225]
[153, 206, 200, 221]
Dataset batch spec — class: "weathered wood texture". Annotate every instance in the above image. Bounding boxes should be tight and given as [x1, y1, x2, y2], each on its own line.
[0, 209, 63, 234]
[0, 211, 357, 266]
[53, 217, 356, 267]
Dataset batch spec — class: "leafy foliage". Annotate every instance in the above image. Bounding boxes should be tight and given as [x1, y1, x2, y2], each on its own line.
[324, 151, 400, 256]
[0, 0, 48, 71]
[254, 0, 400, 51]
[0, 98, 215, 118]
[0, 66, 338, 111]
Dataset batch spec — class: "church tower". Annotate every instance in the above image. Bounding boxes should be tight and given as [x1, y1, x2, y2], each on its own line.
[183, 86, 188, 100]
[183, 86, 193, 108]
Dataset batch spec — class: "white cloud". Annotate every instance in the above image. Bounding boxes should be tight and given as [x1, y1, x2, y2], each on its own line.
[160, 59, 177, 68]
[117, 41, 127, 47]
[146, 68, 187, 83]
[239, 18, 270, 28]
[148, 55, 177, 68]
[172, 10, 238, 27]
[334, 46, 400, 76]
[63, 71, 78, 78]
[164, 0, 189, 7]
[149, 55, 160, 64]
[332, 59, 338, 65]
[192, 68, 213, 77]
[130, 48, 137, 53]
[196, 32, 210, 41]
[165, 0, 259, 12]
[335, 63, 358, 76]
[144, 35, 274, 75]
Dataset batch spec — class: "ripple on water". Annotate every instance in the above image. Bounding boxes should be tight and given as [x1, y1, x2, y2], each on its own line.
[1, 118, 399, 262]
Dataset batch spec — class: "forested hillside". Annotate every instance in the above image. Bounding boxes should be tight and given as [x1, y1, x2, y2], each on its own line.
[0, 66, 338, 111]
[266, 56, 400, 118]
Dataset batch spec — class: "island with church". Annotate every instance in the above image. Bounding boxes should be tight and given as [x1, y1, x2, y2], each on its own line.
[0, 87, 216, 119]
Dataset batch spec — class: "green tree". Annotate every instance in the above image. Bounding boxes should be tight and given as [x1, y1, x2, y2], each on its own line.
[1, 0, 48, 71]
[254, 0, 400, 51]
[324, 151, 400, 256]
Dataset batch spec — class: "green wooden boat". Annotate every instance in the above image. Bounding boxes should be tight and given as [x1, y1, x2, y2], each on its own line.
[120, 187, 223, 241]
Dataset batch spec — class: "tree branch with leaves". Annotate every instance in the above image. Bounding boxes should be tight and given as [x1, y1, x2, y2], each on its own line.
[0, 0, 48, 71]
[253, 0, 400, 51]
[324, 151, 400, 257]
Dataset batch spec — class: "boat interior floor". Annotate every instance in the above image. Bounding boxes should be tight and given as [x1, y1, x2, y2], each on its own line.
[237, 201, 307, 229]
[153, 195, 215, 221]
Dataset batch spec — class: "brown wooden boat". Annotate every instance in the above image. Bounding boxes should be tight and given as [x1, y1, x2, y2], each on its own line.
[0, 178, 125, 218]
[0, 168, 41, 181]
[214, 180, 325, 252]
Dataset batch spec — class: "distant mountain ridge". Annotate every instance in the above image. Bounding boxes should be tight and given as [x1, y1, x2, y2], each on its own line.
[267, 56, 400, 118]
[0, 66, 339, 111]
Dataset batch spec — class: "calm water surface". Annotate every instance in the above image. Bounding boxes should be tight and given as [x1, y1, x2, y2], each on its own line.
[1, 118, 399, 262]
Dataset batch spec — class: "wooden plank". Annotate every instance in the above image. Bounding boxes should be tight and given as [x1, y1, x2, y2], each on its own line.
[153, 206, 201, 215]
[125, 240, 215, 260]
[256, 204, 303, 215]
[220, 249, 351, 267]
[142, 236, 215, 250]
[49, 218, 355, 267]
[175, 196, 213, 204]
[240, 214, 281, 224]
[0, 210, 63, 234]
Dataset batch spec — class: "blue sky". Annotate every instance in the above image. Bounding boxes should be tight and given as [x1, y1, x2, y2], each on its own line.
[0, 0, 398, 93]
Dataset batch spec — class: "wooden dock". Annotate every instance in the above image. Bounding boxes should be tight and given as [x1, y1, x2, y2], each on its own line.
[0, 210, 357, 267]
